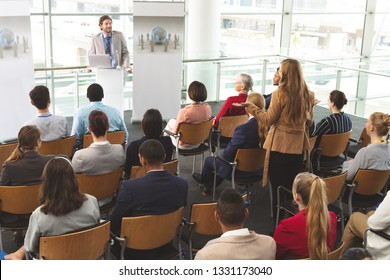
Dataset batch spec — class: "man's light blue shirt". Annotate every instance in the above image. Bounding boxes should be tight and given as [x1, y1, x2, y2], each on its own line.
[71, 101, 128, 147]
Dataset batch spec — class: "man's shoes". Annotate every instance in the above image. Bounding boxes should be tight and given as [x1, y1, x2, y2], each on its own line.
[201, 187, 211, 196]
[192, 173, 203, 184]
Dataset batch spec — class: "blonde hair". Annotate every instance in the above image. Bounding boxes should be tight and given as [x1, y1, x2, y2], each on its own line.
[7, 125, 41, 162]
[278, 59, 311, 125]
[237, 73, 253, 93]
[293, 172, 330, 260]
[247, 92, 267, 146]
[369, 112, 390, 137]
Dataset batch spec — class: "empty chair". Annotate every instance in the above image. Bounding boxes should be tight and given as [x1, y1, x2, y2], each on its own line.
[83, 130, 126, 148]
[38, 136, 76, 158]
[111, 206, 184, 260]
[30, 221, 111, 260]
[347, 128, 370, 158]
[312, 130, 352, 176]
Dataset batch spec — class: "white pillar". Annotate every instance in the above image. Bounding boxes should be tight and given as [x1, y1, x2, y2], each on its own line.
[186, 0, 220, 101]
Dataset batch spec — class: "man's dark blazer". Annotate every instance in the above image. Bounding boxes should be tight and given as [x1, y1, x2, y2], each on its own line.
[217, 117, 260, 179]
[110, 170, 188, 235]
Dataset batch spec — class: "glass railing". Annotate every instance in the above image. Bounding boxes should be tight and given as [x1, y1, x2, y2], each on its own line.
[34, 54, 390, 119]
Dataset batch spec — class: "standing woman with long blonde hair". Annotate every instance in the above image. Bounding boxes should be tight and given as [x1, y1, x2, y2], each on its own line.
[273, 172, 337, 259]
[238, 59, 316, 221]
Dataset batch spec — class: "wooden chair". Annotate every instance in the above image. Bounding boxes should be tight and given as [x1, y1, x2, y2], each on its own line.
[38, 136, 76, 158]
[303, 241, 345, 260]
[83, 130, 126, 148]
[211, 115, 248, 155]
[180, 201, 221, 260]
[347, 128, 370, 158]
[343, 169, 390, 217]
[164, 119, 214, 176]
[33, 221, 111, 260]
[76, 167, 123, 215]
[328, 241, 345, 260]
[180, 194, 247, 260]
[130, 160, 178, 179]
[0, 184, 41, 248]
[111, 206, 184, 260]
[276, 172, 347, 232]
[312, 130, 352, 176]
[0, 142, 17, 172]
[213, 147, 273, 216]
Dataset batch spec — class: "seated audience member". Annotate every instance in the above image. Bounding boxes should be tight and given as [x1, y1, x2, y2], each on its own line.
[4, 157, 100, 260]
[342, 112, 390, 182]
[72, 110, 125, 206]
[213, 73, 253, 127]
[262, 67, 280, 110]
[24, 85, 68, 141]
[273, 172, 337, 260]
[71, 83, 128, 148]
[72, 110, 125, 175]
[194, 188, 276, 260]
[312, 90, 352, 136]
[110, 139, 188, 259]
[0, 125, 54, 186]
[340, 248, 374, 260]
[124, 109, 172, 179]
[342, 190, 390, 260]
[164, 81, 211, 149]
[192, 93, 267, 195]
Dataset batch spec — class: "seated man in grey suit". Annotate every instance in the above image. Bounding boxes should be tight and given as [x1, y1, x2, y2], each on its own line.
[72, 110, 125, 206]
[195, 188, 276, 260]
[110, 139, 188, 259]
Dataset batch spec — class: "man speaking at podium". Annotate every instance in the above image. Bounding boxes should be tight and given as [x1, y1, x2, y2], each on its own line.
[89, 15, 132, 73]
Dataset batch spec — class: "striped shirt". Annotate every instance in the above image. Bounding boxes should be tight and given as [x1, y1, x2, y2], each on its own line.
[313, 112, 352, 136]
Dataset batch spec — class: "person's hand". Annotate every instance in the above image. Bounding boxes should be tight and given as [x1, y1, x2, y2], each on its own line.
[232, 102, 251, 107]
[125, 67, 132, 73]
[86, 67, 92, 73]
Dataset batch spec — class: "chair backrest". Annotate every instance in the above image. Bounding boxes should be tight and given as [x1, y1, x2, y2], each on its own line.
[130, 160, 178, 179]
[327, 241, 344, 260]
[177, 119, 214, 145]
[217, 115, 248, 138]
[120, 206, 184, 250]
[234, 147, 266, 173]
[38, 136, 76, 158]
[323, 172, 347, 204]
[76, 167, 123, 200]
[352, 169, 390, 196]
[0, 184, 41, 214]
[39, 221, 111, 260]
[83, 130, 126, 148]
[318, 130, 352, 157]
[189, 201, 222, 235]
[358, 128, 370, 148]
[0, 142, 17, 172]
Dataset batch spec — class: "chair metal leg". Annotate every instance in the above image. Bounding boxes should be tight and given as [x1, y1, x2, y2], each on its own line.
[213, 156, 217, 201]
[267, 181, 273, 218]
[192, 155, 196, 174]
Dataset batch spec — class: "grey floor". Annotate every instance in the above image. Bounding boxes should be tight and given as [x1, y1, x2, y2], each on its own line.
[1, 101, 367, 257]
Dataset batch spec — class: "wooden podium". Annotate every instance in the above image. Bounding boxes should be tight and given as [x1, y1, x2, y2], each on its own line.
[96, 68, 124, 118]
